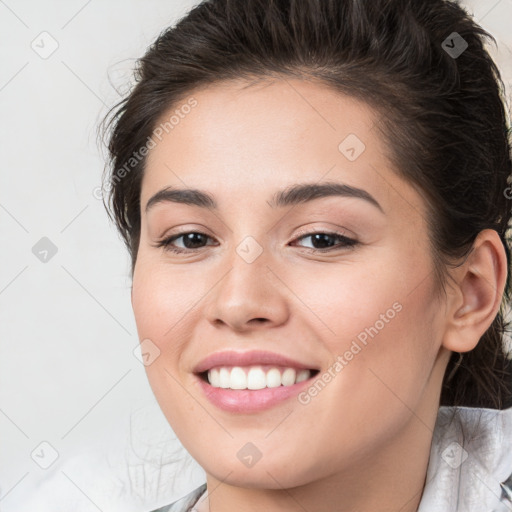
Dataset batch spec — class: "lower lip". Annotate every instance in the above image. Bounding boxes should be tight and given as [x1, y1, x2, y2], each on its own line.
[195, 373, 315, 413]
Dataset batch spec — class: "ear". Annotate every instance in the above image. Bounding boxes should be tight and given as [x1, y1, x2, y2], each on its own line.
[442, 229, 508, 353]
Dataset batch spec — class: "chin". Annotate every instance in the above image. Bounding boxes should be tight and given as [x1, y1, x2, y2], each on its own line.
[199, 449, 322, 490]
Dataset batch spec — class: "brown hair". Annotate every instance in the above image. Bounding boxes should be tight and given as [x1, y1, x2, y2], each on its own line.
[100, 0, 512, 409]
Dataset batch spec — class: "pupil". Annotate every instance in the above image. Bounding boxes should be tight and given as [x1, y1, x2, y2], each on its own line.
[184, 233, 206, 249]
[312, 233, 335, 249]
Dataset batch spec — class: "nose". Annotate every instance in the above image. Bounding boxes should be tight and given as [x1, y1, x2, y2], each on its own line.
[204, 247, 290, 332]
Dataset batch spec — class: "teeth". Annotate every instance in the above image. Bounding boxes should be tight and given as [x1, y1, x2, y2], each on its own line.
[266, 368, 282, 388]
[230, 367, 247, 389]
[282, 368, 296, 386]
[295, 369, 310, 383]
[206, 366, 312, 389]
[247, 367, 266, 389]
[219, 368, 230, 388]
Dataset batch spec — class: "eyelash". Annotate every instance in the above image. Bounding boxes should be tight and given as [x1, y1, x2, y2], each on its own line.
[153, 229, 358, 254]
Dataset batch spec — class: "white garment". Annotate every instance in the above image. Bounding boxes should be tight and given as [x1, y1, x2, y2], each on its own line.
[417, 405, 512, 511]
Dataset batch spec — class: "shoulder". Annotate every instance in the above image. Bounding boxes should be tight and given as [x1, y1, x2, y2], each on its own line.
[150, 483, 207, 512]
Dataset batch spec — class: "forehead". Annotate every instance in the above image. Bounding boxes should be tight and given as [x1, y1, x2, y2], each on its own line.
[140, 78, 426, 221]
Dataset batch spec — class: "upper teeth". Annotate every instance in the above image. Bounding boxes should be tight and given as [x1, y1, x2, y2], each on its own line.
[207, 366, 312, 390]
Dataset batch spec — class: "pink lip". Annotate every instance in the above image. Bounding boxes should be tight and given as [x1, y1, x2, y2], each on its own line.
[193, 350, 317, 413]
[192, 350, 320, 413]
[192, 349, 318, 374]
[195, 374, 316, 413]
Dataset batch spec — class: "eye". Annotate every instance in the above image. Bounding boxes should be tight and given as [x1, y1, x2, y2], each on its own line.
[153, 231, 216, 254]
[291, 230, 358, 252]
[153, 229, 358, 254]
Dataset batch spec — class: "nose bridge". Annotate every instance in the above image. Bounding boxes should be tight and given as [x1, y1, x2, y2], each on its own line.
[205, 233, 289, 330]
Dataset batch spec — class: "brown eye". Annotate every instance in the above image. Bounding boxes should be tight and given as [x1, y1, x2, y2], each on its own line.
[154, 232, 216, 253]
[292, 231, 358, 252]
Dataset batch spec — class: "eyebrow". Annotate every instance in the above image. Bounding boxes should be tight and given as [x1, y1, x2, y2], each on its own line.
[145, 181, 384, 214]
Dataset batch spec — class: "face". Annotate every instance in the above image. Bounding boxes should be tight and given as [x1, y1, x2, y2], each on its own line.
[131, 78, 451, 489]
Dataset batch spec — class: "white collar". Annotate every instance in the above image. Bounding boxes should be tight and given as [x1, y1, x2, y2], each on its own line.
[417, 405, 512, 511]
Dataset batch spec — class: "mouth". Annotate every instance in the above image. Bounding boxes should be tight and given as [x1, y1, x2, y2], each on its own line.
[192, 350, 322, 412]
[194, 365, 321, 413]
[196, 365, 321, 390]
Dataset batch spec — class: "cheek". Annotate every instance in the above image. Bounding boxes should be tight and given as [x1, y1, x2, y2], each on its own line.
[131, 260, 190, 391]
[131, 261, 201, 437]
[131, 256, 198, 343]
[290, 253, 440, 409]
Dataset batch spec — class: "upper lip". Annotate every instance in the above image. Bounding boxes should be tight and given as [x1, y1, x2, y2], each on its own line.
[193, 350, 319, 374]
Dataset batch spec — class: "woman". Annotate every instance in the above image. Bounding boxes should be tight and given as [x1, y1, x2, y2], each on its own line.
[101, 0, 512, 510]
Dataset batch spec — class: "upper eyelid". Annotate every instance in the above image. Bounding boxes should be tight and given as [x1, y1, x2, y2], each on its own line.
[164, 223, 352, 237]
[166, 228, 350, 239]
[293, 225, 352, 238]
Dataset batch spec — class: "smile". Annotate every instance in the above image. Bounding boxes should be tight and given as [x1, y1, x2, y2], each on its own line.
[192, 349, 321, 412]
[204, 365, 315, 389]
[195, 365, 320, 413]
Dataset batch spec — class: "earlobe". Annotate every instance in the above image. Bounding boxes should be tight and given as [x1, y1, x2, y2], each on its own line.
[442, 229, 507, 353]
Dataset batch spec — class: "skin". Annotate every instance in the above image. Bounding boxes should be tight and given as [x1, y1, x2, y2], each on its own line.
[130, 78, 507, 512]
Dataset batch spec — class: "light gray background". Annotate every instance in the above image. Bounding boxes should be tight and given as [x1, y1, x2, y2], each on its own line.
[0, 1, 511, 511]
